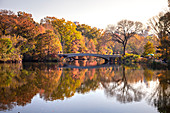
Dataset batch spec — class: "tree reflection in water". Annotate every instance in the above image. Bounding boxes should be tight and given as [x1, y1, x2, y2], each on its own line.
[0, 62, 169, 112]
[0, 63, 39, 111]
[146, 70, 170, 113]
[103, 66, 145, 103]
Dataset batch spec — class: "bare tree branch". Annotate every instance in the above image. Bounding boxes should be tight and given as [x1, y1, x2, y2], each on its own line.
[105, 20, 144, 55]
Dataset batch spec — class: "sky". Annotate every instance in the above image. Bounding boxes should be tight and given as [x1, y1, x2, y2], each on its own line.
[0, 0, 168, 29]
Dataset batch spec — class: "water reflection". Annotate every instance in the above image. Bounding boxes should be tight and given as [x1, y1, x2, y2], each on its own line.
[103, 66, 145, 103]
[146, 70, 170, 113]
[0, 62, 169, 113]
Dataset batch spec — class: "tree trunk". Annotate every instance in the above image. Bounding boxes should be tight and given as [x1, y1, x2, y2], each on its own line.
[165, 46, 168, 61]
[2, 30, 5, 35]
[123, 45, 126, 56]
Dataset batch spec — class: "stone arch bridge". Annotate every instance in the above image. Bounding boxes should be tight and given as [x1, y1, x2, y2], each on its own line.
[58, 53, 121, 63]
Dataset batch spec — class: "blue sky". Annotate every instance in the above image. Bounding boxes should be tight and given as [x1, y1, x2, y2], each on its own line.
[0, 0, 168, 29]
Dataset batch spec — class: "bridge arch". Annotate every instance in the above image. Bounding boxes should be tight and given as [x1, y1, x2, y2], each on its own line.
[65, 54, 109, 61]
[58, 53, 121, 63]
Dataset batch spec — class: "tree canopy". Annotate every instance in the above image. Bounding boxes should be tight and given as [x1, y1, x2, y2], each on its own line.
[143, 41, 155, 56]
[148, 11, 170, 61]
[105, 20, 144, 56]
[0, 9, 168, 62]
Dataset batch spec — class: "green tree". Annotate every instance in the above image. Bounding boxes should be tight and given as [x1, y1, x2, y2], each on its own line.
[0, 35, 26, 62]
[0, 38, 12, 61]
[143, 41, 155, 56]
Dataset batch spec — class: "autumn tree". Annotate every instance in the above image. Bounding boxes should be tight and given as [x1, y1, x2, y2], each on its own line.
[13, 11, 38, 39]
[143, 41, 155, 56]
[0, 35, 26, 62]
[14, 11, 39, 58]
[157, 12, 170, 60]
[105, 20, 144, 56]
[40, 17, 87, 53]
[86, 39, 96, 53]
[76, 24, 103, 54]
[148, 11, 170, 59]
[98, 32, 114, 54]
[0, 10, 39, 61]
[0, 10, 16, 36]
[0, 10, 38, 39]
[148, 10, 170, 60]
[126, 34, 158, 55]
[34, 30, 62, 61]
[0, 38, 12, 61]
[76, 24, 102, 39]
[69, 32, 87, 53]
[76, 23, 114, 55]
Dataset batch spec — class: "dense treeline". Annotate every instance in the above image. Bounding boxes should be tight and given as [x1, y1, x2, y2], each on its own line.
[0, 9, 169, 62]
[0, 10, 106, 62]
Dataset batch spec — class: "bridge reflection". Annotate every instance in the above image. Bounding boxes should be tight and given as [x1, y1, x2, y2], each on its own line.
[60, 62, 121, 69]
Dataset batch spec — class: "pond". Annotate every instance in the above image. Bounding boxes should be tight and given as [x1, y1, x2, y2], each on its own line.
[0, 61, 169, 113]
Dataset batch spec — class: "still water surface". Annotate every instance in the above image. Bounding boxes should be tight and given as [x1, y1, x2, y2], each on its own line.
[0, 61, 169, 113]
